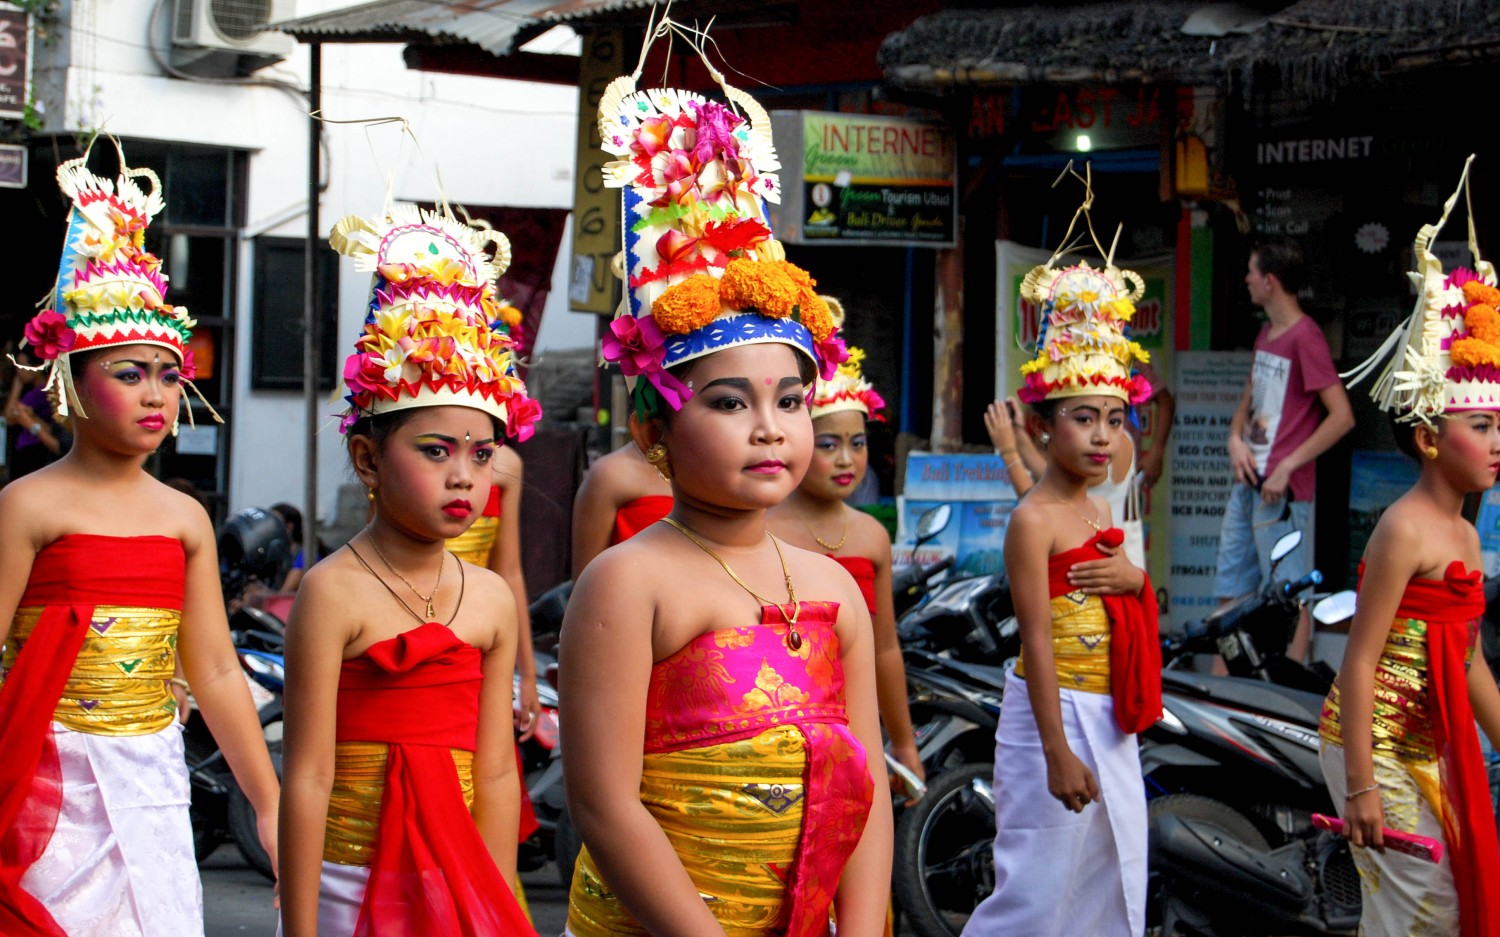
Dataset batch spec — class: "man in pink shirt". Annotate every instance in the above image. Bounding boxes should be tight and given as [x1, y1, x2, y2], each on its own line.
[1215, 237, 1355, 661]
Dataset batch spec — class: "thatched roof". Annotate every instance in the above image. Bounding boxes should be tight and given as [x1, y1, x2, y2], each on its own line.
[880, 0, 1500, 96]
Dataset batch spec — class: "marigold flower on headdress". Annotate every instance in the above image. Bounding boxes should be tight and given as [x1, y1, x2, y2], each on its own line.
[651, 274, 722, 335]
[719, 257, 801, 319]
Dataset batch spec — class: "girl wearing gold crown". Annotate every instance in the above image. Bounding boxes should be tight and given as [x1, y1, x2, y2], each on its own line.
[964, 179, 1160, 937]
[559, 25, 890, 935]
[768, 340, 923, 797]
[1319, 157, 1500, 937]
[277, 203, 539, 936]
[0, 142, 280, 936]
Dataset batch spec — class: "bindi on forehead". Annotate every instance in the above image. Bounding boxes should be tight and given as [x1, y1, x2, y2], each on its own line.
[764, 377, 773, 385]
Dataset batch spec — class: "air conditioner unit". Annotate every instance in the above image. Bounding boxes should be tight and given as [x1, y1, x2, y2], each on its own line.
[172, 0, 294, 65]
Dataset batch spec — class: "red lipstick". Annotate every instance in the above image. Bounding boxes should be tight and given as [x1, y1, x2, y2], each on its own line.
[442, 499, 472, 519]
[138, 414, 166, 432]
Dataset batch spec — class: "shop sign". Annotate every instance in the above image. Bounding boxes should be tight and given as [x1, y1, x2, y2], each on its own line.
[0, 4, 32, 121]
[568, 30, 625, 314]
[893, 453, 1018, 576]
[769, 111, 956, 247]
[970, 86, 1165, 151]
[0, 142, 24, 189]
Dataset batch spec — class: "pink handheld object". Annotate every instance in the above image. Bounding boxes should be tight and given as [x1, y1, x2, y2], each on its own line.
[1312, 813, 1444, 863]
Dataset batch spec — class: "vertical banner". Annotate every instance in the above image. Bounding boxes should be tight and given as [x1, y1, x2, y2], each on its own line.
[568, 30, 625, 313]
[994, 240, 1175, 587]
[1167, 350, 1253, 624]
[0, 4, 32, 122]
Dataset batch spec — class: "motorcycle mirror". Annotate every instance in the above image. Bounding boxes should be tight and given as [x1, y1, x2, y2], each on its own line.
[915, 504, 952, 543]
[1269, 529, 1302, 566]
[1313, 590, 1357, 626]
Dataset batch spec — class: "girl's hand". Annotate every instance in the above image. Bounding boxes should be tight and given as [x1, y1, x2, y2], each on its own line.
[1342, 787, 1386, 852]
[515, 673, 542, 741]
[887, 741, 925, 805]
[1065, 542, 1144, 595]
[1046, 748, 1100, 813]
[985, 400, 1018, 451]
[257, 801, 281, 879]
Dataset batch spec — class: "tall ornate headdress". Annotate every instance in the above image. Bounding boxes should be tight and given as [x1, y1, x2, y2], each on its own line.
[331, 199, 541, 440]
[810, 296, 885, 418]
[20, 137, 208, 429]
[1017, 163, 1151, 405]
[597, 14, 847, 419]
[1343, 154, 1500, 425]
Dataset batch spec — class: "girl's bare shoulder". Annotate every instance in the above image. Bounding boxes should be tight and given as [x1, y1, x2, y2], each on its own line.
[844, 508, 893, 558]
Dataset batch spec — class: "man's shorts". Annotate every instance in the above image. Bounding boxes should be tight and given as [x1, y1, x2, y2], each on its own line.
[1212, 481, 1316, 600]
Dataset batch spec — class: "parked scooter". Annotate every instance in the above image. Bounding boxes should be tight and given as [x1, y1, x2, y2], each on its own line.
[896, 505, 1017, 666]
[1146, 532, 1361, 936]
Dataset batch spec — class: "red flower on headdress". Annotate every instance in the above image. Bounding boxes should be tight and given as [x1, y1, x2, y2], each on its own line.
[815, 333, 850, 382]
[23, 310, 77, 361]
[179, 347, 197, 382]
[343, 350, 388, 397]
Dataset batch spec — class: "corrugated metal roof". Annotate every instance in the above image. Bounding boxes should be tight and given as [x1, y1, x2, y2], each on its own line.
[271, 0, 561, 56]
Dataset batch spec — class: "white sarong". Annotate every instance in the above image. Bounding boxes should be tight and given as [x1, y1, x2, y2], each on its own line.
[1319, 741, 1457, 936]
[962, 676, 1146, 937]
[19, 721, 202, 936]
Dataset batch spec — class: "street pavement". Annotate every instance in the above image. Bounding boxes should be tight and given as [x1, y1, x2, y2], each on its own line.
[203, 845, 570, 935]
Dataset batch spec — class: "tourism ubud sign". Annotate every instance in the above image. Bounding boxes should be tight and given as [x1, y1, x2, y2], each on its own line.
[769, 111, 956, 248]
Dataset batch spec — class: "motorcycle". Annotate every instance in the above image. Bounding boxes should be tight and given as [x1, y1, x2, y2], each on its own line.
[896, 504, 1017, 666]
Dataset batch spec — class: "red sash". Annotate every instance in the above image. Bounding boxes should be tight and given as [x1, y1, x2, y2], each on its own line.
[1376, 561, 1500, 937]
[481, 484, 502, 519]
[827, 554, 878, 614]
[0, 534, 184, 937]
[1046, 528, 1162, 734]
[610, 495, 673, 545]
[337, 622, 534, 936]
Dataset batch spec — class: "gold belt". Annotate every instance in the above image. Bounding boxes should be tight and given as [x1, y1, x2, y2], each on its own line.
[4, 605, 179, 735]
[323, 741, 475, 866]
[446, 517, 498, 567]
[1014, 592, 1111, 694]
[1320, 617, 1439, 761]
[568, 725, 807, 936]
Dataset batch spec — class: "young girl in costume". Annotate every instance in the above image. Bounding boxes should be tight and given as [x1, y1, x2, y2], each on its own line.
[0, 142, 280, 936]
[278, 201, 540, 936]
[1319, 156, 1500, 936]
[569, 442, 673, 577]
[964, 173, 1160, 937]
[560, 26, 892, 935]
[768, 342, 923, 792]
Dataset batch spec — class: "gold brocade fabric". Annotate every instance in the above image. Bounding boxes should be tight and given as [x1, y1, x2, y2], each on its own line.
[1320, 617, 1461, 762]
[446, 516, 498, 567]
[1014, 591, 1111, 694]
[567, 725, 806, 936]
[3, 604, 178, 735]
[323, 741, 476, 866]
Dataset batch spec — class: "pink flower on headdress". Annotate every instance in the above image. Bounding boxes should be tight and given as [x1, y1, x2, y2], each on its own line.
[687, 100, 743, 166]
[815, 333, 850, 382]
[506, 394, 543, 443]
[343, 351, 387, 397]
[23, 310, 76, 361]
[179, 346, 197, 382]
[601, 315, 668, 377]
[339, 410, 359, 435]
[1128, 374, 1154, 406]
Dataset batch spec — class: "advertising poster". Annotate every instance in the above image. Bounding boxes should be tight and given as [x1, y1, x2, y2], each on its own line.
[894, 453, 1018, 576]
[1167, 350, 1254, 625]
[1477, 488, 1500, 577]
[993, 240, 1175, 587]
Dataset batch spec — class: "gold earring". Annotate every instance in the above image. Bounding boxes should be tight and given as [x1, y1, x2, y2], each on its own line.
[367, 487, 377, 502]
[1425, 446, 1439, 460]
[645, 442, 673, 481]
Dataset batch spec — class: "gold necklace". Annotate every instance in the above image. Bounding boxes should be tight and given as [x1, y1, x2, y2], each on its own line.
[797, 506, 848, 552]
[348, 544, 466, 626]
[661, 517, 804, 649]
[1045, 497, 1103, 533]
[366, 533, 444, 621]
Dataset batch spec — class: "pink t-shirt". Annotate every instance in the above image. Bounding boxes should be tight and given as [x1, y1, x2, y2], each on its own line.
[1242, 316, 1340, 501]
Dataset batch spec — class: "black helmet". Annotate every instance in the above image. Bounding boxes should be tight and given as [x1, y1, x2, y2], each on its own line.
[219, 507, 291, 591]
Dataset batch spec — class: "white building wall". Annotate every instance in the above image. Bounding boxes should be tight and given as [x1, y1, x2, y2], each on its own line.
[36, 0, 591, 527]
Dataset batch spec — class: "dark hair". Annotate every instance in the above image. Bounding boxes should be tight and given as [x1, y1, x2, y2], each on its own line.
[269, 502, 304, 545]
[1027, 398, 1059, 423]
[1252, 236, 1306, 295]
[1388, 411, 1422, 461]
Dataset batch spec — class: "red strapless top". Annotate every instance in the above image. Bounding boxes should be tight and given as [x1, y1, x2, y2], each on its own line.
[0, 534, 185, 937]
[1357, 559, 1497, 937]
[828, 555, 878, 614]
[335, 622, 533, 936]
[481, 484, 501, 518]
[1046, 528, 1162, 735]
[611, 494, 673, 545]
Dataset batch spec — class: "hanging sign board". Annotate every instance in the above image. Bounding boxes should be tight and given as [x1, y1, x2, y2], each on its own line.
[769, 111, 956, 247]
[0, 4, 32, 122]
[0, 142, 25, 189]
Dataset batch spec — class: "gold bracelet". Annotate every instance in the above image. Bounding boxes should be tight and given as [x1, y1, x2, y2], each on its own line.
[169, 677, 191, 693]
[1000, 447, 1019, 457]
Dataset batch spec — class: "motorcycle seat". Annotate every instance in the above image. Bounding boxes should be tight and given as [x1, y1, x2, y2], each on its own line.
[1161, 671, 1325, 728]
